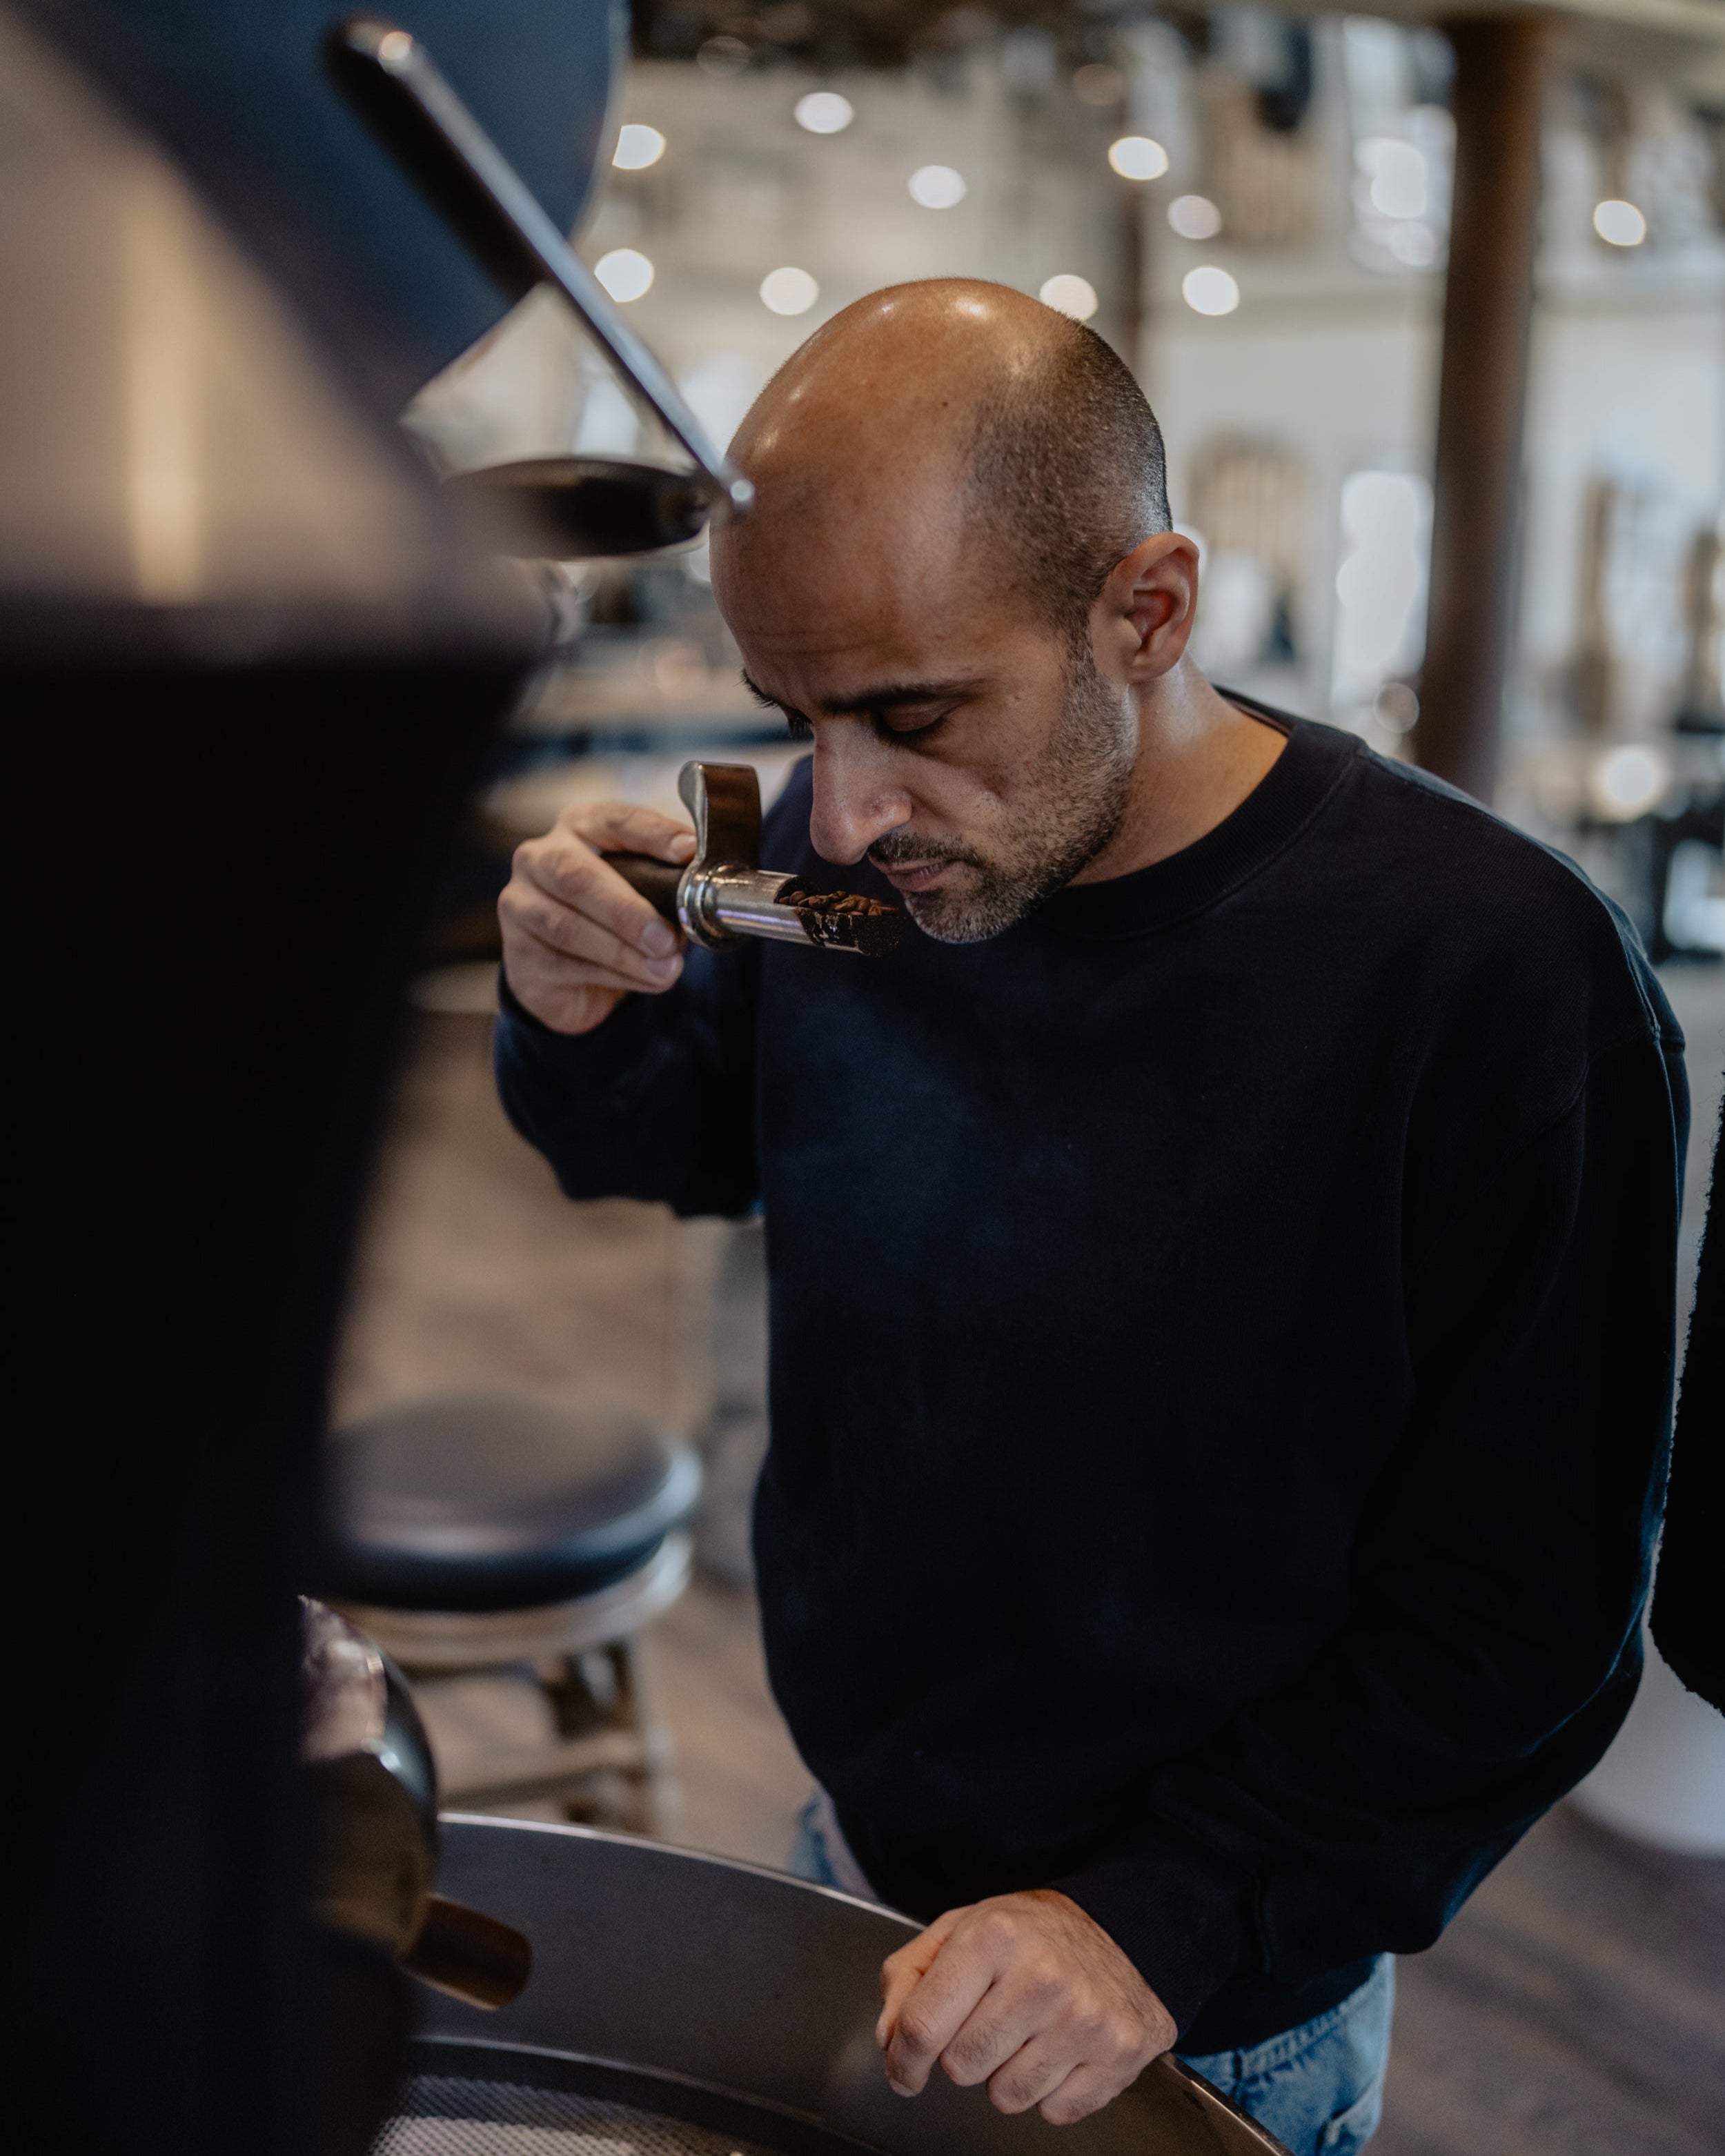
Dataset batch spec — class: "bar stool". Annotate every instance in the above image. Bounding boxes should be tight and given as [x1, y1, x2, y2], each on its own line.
[321, 1392, 700, 1833]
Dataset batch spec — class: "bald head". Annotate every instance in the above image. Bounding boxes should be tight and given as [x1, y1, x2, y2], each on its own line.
[724, 279, 1170, 644]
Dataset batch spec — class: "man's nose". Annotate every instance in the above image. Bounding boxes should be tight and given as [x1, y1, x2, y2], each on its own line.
[807, 735, 914, 864]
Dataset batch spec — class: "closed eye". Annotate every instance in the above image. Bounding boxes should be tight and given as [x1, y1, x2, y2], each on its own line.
[741, 670, 811, 740]
[827, 678, 980, 740]
[742, 670, 974, 743]
[875, 703, 954, 739]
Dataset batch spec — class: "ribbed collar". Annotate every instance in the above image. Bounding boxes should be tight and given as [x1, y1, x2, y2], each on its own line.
[1034, 706, 1361, 942]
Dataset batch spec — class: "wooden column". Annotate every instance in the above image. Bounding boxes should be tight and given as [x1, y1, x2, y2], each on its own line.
[1414, 14, 1552, 801]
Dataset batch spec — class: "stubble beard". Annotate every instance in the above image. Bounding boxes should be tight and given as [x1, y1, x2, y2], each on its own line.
[871, 653, 1136, 945]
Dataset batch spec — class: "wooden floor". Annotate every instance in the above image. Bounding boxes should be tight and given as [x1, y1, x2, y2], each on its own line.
[1377, 1804, 1724, 2156]
[335, 966, 1725, 2156]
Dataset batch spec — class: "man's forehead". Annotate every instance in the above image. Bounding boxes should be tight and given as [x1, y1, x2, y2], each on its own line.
[721, 451, 980, 572]
[716, 491, 983, 655]
[732, 601, 968, 707]
[734, 466, 967, 562]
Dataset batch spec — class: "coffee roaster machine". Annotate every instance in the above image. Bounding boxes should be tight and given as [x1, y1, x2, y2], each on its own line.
[306, 1592, 1285, 2156]
[12, 10, 1279, 2153]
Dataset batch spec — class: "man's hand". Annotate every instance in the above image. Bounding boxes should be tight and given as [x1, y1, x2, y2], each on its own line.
[499, 802, 697, 1035]
[876, 1891, 1176, 2126]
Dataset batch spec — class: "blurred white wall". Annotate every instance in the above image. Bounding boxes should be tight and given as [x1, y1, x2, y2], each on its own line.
[1519, 301, 1725, 738]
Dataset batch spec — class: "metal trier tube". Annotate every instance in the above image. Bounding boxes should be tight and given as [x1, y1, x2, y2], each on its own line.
[674, 762, 800, 949]
[607, 762, 903, 958]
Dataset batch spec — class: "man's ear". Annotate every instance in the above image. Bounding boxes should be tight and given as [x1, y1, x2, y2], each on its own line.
[1090, 532, 1201, 684]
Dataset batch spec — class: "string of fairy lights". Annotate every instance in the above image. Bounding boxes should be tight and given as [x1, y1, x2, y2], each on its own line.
[591, 67, 1659, 330]
[591, 92, 1239, 326]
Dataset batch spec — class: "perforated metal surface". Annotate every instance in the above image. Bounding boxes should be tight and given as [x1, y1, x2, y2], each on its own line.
[375, 2076, 782, 2156]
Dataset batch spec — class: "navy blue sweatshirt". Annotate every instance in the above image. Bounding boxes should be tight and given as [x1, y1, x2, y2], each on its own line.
[496, 713, 1688, 2051]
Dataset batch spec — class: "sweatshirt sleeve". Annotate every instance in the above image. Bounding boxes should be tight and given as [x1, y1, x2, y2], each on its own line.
[493, 941, 761, 1218]
[1056, 1029, 1688, 2037]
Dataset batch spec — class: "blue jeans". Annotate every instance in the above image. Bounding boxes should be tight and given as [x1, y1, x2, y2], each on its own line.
[789, 1792, 880, 1901]
[1179, 1957, 1394, 2156]
[790, 1797, 1394, 2156]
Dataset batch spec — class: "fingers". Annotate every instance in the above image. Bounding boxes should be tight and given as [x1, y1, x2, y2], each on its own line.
[494, 925, 627, 1037]
[565, 799, 698, 865]
[496, 801, 699, 1034]
[507, 917, 666, 1005]
[977, 2017, 1150, 2122]
[929, 1959, 1064, 2090]
[878, 1909, 964, 2050]
[502, 814, 688, 991]
[506, 872, 682, 992]
[1035, 2058, 1138, 2127]
[880, 1915, 994, 2097]
[978, 2031, 1077, 2115]
[873, 1892, 1172, 2128]
[520, 830, 684, 966]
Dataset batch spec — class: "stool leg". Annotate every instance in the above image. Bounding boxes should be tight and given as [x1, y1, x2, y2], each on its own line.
[533, 1652, 624, 1826]
[542, 1649, 614, 1739]
[613, 1633, 682, 1838]
[533, 1642, 679, 1835]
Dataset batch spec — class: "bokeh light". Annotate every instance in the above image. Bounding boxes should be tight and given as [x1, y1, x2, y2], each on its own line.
[1590, 743, 1668, 819]
[1038, 273, 1098, 321]
[794, 91, 854, 135]
[613, 125, 666, 171]
[1109, 135, 1170, 181]
[1359, 137, 1427, 221]
[909, 164, 967, 208]
[1374, 682, 1419, 735]
[760, 266, 820, 315]
[1593, 199, 1647, 247]
[595, 248, 654, 302]
[1182, 265, 1240, 316]
[696, 35, 750, 76]
[1168, 194, 1223, 240]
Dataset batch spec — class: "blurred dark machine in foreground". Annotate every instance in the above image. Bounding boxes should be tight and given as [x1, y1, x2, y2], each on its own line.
[6, 6, 607, 2149]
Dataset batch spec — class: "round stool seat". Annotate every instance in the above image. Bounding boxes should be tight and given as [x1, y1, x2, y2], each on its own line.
[322, 1394, 701, 1614]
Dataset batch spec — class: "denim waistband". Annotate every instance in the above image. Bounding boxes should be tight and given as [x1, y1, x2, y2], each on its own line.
[1179, 1955, 1392, 2079]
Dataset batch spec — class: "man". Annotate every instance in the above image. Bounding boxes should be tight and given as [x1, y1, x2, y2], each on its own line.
[495, 282, 1686, 2153]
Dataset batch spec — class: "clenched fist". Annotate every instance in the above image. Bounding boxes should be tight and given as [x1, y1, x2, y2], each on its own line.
[876, 1890, 1176, 2126]
[499, 800, 696, 1036]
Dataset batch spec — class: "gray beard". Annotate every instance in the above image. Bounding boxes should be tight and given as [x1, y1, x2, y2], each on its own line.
[871, 655, 1136, 945]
